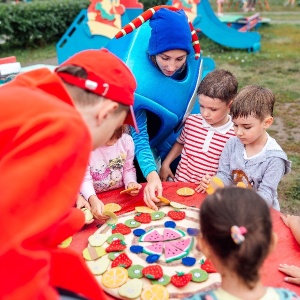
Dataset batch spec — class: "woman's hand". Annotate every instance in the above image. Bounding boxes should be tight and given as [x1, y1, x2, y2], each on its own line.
[127, 182, 143, 196]
[195, 174, 212, 193]
[143, 171, 162, 211]
[88, 195, 109, 221]
[278, 264, 300, 285]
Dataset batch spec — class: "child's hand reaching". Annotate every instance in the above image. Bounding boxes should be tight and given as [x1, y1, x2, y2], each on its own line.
[76, 194, 91, 210]
[159, 164, 175, 182]
[127, 182, 142, 196]
[278, 264, 300, 285]
[76, 194, 94, 224]
[195, 174, 212, 193]
[88, 195, 109, 221]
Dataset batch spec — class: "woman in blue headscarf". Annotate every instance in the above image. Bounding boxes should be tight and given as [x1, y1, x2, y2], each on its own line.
[113, 6, 201, 210]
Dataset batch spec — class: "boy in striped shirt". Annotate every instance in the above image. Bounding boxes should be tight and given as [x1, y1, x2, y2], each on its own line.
[160, 69, 238, 190]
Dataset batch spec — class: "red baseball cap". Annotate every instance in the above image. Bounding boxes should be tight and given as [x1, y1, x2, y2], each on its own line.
[56, 48, 139, 132]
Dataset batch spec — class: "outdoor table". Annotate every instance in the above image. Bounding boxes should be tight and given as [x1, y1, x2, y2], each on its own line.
[69, 182, 300, 299]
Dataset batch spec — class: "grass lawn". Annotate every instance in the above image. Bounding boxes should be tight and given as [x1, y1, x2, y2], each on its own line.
[1, 1, 299, 213]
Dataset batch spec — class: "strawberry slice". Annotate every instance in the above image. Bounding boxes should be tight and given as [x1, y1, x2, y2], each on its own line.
[200, 259, 217, 273]
[134, 213, 152, 224]
[167, 210, 186, 221]
[105, 239, 127, 252]
[171, 271, 192, 287]
[111, 253, 132, 268]
[142, 265, 163, 279]
[112, 223, 131, 235]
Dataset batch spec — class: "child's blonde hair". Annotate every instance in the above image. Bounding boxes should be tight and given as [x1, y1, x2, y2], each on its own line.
[231, 85, 275, 121]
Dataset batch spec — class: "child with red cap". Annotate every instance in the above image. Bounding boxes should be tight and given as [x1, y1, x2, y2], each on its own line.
[0, 48, 137, 300]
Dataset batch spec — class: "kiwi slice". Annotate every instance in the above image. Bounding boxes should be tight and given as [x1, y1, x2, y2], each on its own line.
[151, 211, 165, 220]
[108, 251, 123, 261]
[125, 219, 141, 228]
[106, 233, 125, 244]
[128, 265, 144, 279]
[189, 269, 209, 282]
[151, 275, 171, 286]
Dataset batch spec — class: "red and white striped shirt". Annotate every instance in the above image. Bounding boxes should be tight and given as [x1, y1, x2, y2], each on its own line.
[175, 114, 235, 183]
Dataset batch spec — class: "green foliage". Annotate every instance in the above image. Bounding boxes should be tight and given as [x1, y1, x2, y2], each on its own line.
[141, 0, 165, 10]
[0, 0, 89, 48]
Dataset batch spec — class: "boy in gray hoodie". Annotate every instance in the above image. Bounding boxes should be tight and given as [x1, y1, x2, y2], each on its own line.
[198, 85, 291, 211]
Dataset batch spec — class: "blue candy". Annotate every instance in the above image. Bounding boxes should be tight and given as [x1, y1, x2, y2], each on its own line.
[133, 228, 146, 237]
[130, 245, 144, 254]
[187, 228, 200, 236]
[182, 256, 196, 266]
[146, 254, 160, 263]
[164, 221, 176, 228]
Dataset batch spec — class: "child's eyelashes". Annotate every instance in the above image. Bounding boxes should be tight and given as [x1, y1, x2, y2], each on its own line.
[233, 124, 251, 130]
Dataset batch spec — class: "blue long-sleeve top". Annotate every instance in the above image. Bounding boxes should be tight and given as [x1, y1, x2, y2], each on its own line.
[130, 109, 157, 178]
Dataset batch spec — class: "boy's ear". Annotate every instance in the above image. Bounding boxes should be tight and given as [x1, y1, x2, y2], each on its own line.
[95, 101, 119, 126]
[269, 231, 278, 254]
[264, 116, 274, 129]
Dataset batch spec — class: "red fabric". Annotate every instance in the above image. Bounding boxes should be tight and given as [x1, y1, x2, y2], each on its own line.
[0, 69, 106, 300]
[70, 182, 300, 299]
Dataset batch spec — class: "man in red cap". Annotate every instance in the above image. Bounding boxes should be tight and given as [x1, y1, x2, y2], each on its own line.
[0, 48, 137, 300]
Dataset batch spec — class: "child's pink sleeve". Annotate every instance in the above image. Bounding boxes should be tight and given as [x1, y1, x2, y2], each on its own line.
[80, 165, 96, 200]
[122, 134, 138, 187]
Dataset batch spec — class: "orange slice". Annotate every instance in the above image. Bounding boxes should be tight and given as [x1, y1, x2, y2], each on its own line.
[135, 206, 155, 213]
[103, 203, 122, 212]
[141, 285, 169, 300]
[176, 187, 195, 196]
[101, 267, 128, 288]
[120, 187, 138, 195]
[206, 177, 224, 195]
[157, 196, 171, 204]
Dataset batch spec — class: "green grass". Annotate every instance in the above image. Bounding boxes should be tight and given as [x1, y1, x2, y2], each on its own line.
[199, 19, 300, 214]
[1, 2, 299, 213]
[0, 43, 57, 65]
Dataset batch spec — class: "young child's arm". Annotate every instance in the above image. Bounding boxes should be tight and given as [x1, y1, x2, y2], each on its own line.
[76, 194, 91, 210]
[76, 194, 94, 224]
[280, 214, 300, 245]
[215, 139, 234, 185]
[80, 166, 108, 220]
[122, 134, 142, 196]
[255, 157, 286, 209]
[160, 141, 183, 181]
[88, 195, 108, 220]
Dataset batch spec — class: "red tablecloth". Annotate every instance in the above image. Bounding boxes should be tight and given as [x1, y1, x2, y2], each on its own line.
[69, 182, 300, 298]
